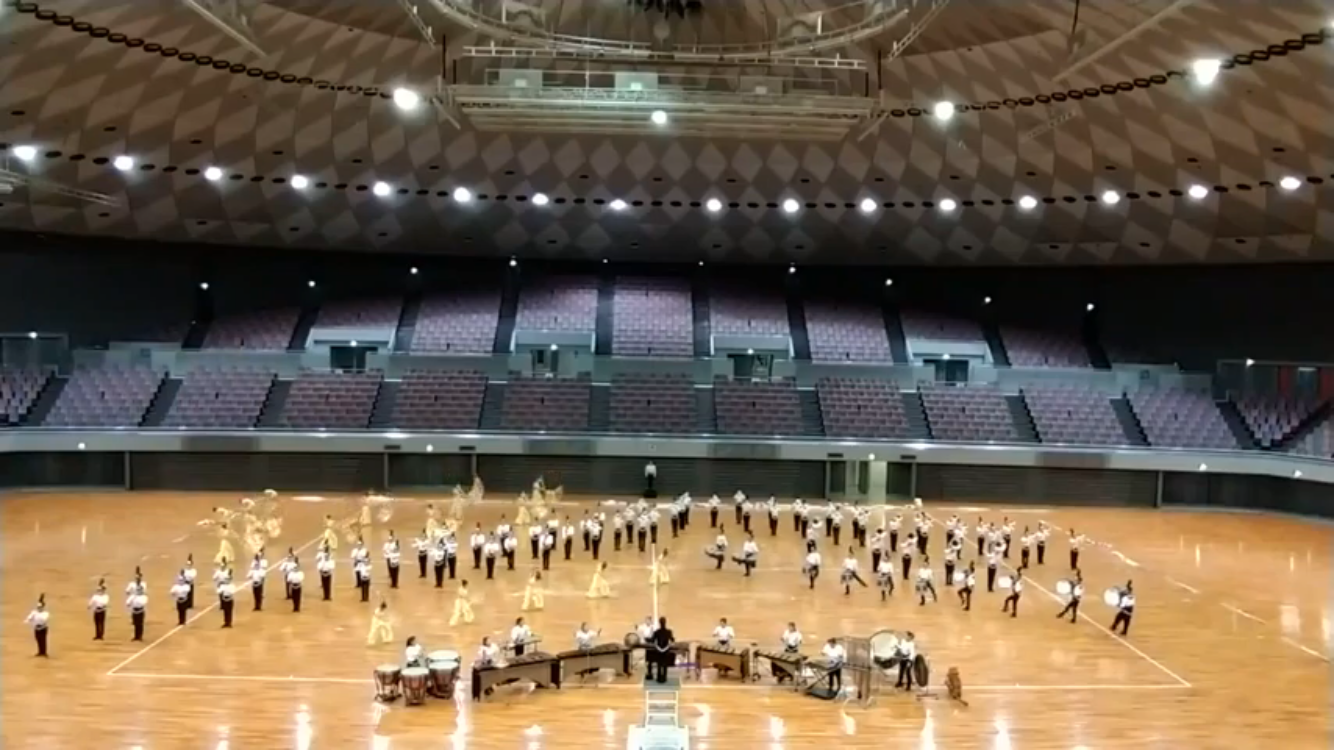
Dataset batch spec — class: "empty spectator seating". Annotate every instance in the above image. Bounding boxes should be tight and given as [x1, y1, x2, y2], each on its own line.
[806, 301, 893, 363]
[315, 297, 403, 328]
[1001, 327, 1090, 368]
[714, 378, 803, 435]
[411, 291, 501, 354]
[162, 369, 274, 429]
[1234, 396, 1325, 448]
[203, 309, 300, 350]
[900, 310, 984, 343]
[612, 277, 693, 358]
[516, 276, 598, 332]
[279, 371, 382, 429]
[710, 285, 789, 336]
[919, 385, 1018, 442]
[389, 370, 487, 430]
[816, 378, 911, 439]
[1021, 386, 1125, 446]
[1, 367, 52, 426]
[1289, 418, 1333, 459]
[500, 376, 592, 431]
[1128, 389, 1236, 450]
[609, 373, 696, 433]
[44, 366, 164, 427]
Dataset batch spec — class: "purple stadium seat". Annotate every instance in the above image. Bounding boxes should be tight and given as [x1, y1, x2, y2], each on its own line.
[1234, 396, 1325, 448]
[714, 378, 802, 436]
[919, 384, 1018, 442]
[1127, 389, 1236, 450]
[203, 309, 300, 350]
[1001, 327, 1090, 368]
[389, 371, 487, 430]
[816, 378, 911, 439]
[411, 291, 501, 354]
[609, 373, 696, 433]
[612, 277, 693, 358]
[1021, 386, 1125, 446]
[0, 367, 52, 425]
[806, 301, 893, 363]
[900, 310, 984, 344]
[279, 371, 382, 429]
[710, 285, 789, 337]
[44, 366, 164, 427]
[315, 298, 403, 328]
[516, 276, 598, 332]
[162, 369, 274, 429]
[1289, 417, 1333, 459]
[500, 376, 592, 431]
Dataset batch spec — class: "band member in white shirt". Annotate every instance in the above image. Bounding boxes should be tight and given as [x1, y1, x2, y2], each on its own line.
[764, 497, 778, 537]
[806, 513, 824, 545]
[287, 560, 305, 612]
[781, 622, 803, 654]
[824, 503, 837, 539]
[612, 513, 625, 552]
[126, 587, 149, 641]
[901, 537, 915, 581]
[1057, 571, 1084, 623]
[916, 557, 938, 606]
[829, 507, 844, 546]
[445, 534, 459, 580]
[668, 503, 681, 539]
[958, 562, 976, 611]
[355, 556, 372, 602]
[648, 507, 661, 545]
[915, 515, 932, 553]
[559, 517, 575, 560]
[510, 616, 534, 657]
[248, 553, 268, 611]
[589, 517, 603, 560]
[1035, 521, 1049, 565]
[975, 518, 989, 558]
[317, 545, 335, 600]
[985, 544, 1001, 592]
[126, 567, 146, 598]
[644, 459, 657, 495]
[733, 532, 759, 576]
[841, 548, 868, 595]
[888, 514, 902, 552]
[25, 595, 50, 657]
[575, 622, 599, 651]
[944, 538, 961, 587]
[497, 515, 512, 544]
[415, 529, 432, 578]
[1001, 570, 1024, 617]
[708, 494, 721, 528]
[171, 574, 192, 626]
[1001, 517, 1014, 559]
[580, 511, 593, 552]
[350, 539, 370, 585]
[483, 535, 501, 580]
[182, 555, 198, 609]
[740, 499, 753, 534]
[802, 543, 822, 589]
[89, 579, 109, 640]
[635, 513, 651, 553]
[279, 548, 296, 599]
[1068, 530, 1085, 570]
[869, 528, 886, 572]
[732, 490, 746, 526]
[470, 525, 486, 570]
[713, 617, 735, 647]
[218, 572, 236, 628]
[383, 532, 402, 589]
[875, 553, 895, 600]
[705, 527, 729, 570]
[678, 492, 692, 529]
[822, 637, 846, 692]
[1111, 581, 1135, 635]
[1019, 527, 1033, 568]
[636, 616, 655, 647]
[541, 528, 555, 571]
[404, 635, 424, 667]
[475, 635, 500, 669]
[503, 533, 519, 570]
[944, 514, 960, 547]
[893, 633, 917, 690]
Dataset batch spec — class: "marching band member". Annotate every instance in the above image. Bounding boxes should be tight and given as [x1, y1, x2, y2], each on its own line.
[1036, 521, 1049, 565]
[1057, 571, 1084, 623]
[580, 511, 593, 552]
[586, 561, 612, 599]
[248, 552, 268, 611]
[803, 543, 822, 590]
[503, 532, 519, 570]
[546, 512, 561, 540]
[792, 497, 805, 533]
[541, 527, 555, 571]
[876, 552, 895, 600]
[708, 494, 721, 528]
[713, 617, 735, 647]
[732, 490, 746, 525]
[171, 574, 192, 626]
[445, 533, 459, 580]
[916, 556, 938, 605]
[1019, 527, 1033, 568]
[893, 633, 916, 690]
[475, 635, 500, 668]
[1111, 581, 1135, 635]
[829, 505, 843, 546]
[806, 512, 824, 545]
[781, 622, 803, 654]
[1001, 517, 1014, 559]
[521, 569, 545, 611]
[668, 502, 681, 539]
[650, 549, 671, 586]
[869, 527, 886, 571]
[218, 571, 236, 628]
[430, 537, 447, 587]
[767, 497, 780, 537]
[705, 526, 729, 570]
[449, 580, 475, 626]
[287, 559, 305, 612]
[126, 568, 146, 598]
[575, 622, 599, 651]
[562, 517, 577, 560]
[733, 532, 759, 576]
[1001, 570, 1024, 617]
[678, 492, 692, 528]
[350, 539, 370, 587]
[822, 637, 846, 693]
[888, 513, 903, 552]
[182, 555, 198, 609]
[741, 499, 753, 534]
[944, 538, 961, 587]
[958, 562, 976, 611]
[975, 518, 989, 557]
[510, 617, 533, 656]
[126, 584, 149, 641]
[944, 514, 961, 547]
[612, 512, 625, 552]
[841, 547, 868, 595]
[1068, 530, 1085, 570]
[529, 523, 544, 560]
[915, 515, 932, 553]
[470, 524, 486, 570]
[901, 537, 915, 581]
[824, 503, 836, 539]
[24, 595, 50, 657]
[355, 554, 372, 602]
[414, 529, 431, 578]
[856, 507, 872, 546]
[483, 534, 501, 580]
[404, 635, 425, 667]
[89, 579, 110, 640]
[383, 532, 401, 589]
[648, 506, 661, 545]
[985, 541, 1001, 593]
[497, 515, 512, 544]
[589, 515, 603, 560]
[211, 558, 230, 591]
[317, 545, 335, 600]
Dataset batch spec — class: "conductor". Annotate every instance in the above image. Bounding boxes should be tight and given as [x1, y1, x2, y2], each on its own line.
[648, 616, 676, 683]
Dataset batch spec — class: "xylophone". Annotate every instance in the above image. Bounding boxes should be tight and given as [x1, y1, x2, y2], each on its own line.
[471, 651, 559, 700]
[753, 649, 806, 684]
[696, 644, 750, 681]
[557, 643, 631, 679]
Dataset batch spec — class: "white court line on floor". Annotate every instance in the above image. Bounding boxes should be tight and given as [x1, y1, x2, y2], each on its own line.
[112, 671, 372, 685]
[1167, 578, 1200, 594]
[1221, 604, 1266, 623]
[1281, 638, 1330, 662]
[104, 530, 330, 677]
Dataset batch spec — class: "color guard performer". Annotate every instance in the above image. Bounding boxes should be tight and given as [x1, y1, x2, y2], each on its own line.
[182, 555, 198, 609]
[958, 562, 976, 611]
[1056, 571, 1084, 623]
[483, 534, 501, 580]
[985, 542, 1001, 592]
[1111, 582, 1135, 635]
[287, 559, 305, 612]
[733, 532, 759, 576]
[875, 553, 895, 600]
[563, 517, 578, 560]
[888, 513, 902, 552]
[705, 526, 729, 570]
[367, 599, 393, 645]
[248, 552, 268, 611]
[89, 580, 109, 640]
[587, 561, 612, 599]
[25, 595, 50, 657]
[650, 549, 671, 586]
[415, 529, 431, 578]
[317, 545, 335, 600]
[218, 571, 236, 628]
[781, 622, 803, 654]
[1001, 570, 1024, 618]
[916, 556, 938, 605]
[803, 543, 822, 590]
[510, 617, 533, 656]
[503, 532, 519, 570]
[322, 514, 340, 551]
[355, 555, 372, 602]
[522, 569, 545, 612]
[127, 585, 149, 641]
[449, 580, 475, 626]
[171, 574, 192, 626]
[1068, 530, 1085, 570]
[469, 525, 486, 570]
[841, 547, 868, 595]
[708, 494, 721, 528]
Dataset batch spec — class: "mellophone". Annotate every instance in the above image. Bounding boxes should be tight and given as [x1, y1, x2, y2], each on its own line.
[557, 643, 632, 678]
[753, 649, 806, 684]
[695, 643, 750, 680]
[472, 651, 559, 700]
[374, 649, 462, 705]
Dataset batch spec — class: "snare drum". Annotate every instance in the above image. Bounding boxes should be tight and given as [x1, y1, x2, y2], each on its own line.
[1103, 588, 1122, 607]
[402, 667, 429, 706]
[428, 659, 461, 698]
[374, 664, 402, 701]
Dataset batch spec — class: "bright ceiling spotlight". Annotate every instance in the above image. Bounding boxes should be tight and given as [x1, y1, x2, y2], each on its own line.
[609, 198, 627, 211]
[788, 264, 796, 275]
[859, 198, 878, 214]
[938, 198, 957, 213]
[531, 193, 549, 206]
[983, 296, 992, 305]
[453, 187, 473, 203]
[1101, 190, 1121, 205]
[290, 174, 309, 190]
[1018, 196, 1038, 210]
[1191, 58, 1222, 85]
[392, 87, 421, 111]
[409, 267, 419, 275]
[706, 198, 723, 213]
[307, 280, 317, 288]
[199, 282, 210, 291]
[782, 199, 799, 214]
[884, 278, 893, 287]
[509, 258, 517, 268]
[204, 166, 223, 182]
[113, 155, 135, 172]
[13, 145, 37, 162]
[933, 101, 955, 121]
[1086, 302, 1096, 312]
[650, 109, 668, 126]
[1188, 184, 1209, 200]
[372, 181, 391, 197]
[1279, 176, 1301, 191]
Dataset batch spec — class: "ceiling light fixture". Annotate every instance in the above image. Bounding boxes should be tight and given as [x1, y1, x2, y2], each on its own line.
[1191, 58, 1222, 85]
[1101, 190, 1121, 205]
[650, 109, 668, 126]
[392, 87, 421, 111]
[1188, 184, 1209, 200]
[938, 198, 957, 213]
[453, 187, 473, 203]
[782, 199, 799, 214]
[531, 193, 549, 206]
[1018, 196, 1038, 210]
[113, 155, 135, 172]
[372, 181, 391, 197]
[933, 101, 955, 121]
[706, 198, 722, 213]
[204, 166, 223, 182]
[1279, 176, 1301, 191]
[13, 145, 37, 162]
[290, 174, 309, 190]
[609, 199, 627, 211]
[859, 198, 877, 214]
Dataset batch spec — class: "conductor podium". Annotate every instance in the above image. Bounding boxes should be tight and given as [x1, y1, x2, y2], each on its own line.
[626, 674, 689, 750]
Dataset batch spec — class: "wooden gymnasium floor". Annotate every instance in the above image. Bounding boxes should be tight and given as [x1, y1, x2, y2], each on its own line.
[1, 490, 1330, 749]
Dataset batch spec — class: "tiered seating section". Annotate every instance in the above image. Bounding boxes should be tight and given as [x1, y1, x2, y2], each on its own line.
[710, 285, 789, 336]
[389, 371, 487, 430]
[315, 298, 402, 328]
[45, 366, 164, 427]
[1021, 386, 1125, 446]
[163, 369, 273, 429]
[203, 309, 299, 350]
[1233, 396, 1324, 448]
[1128, 389, 1236, 450]
[713, 378, 802, 436]
[816, 378, 910, 439]
[1001, 327, 1090, 368]
[608, 373, 696, 433]
[500, 376, 591, 431]
[900, 310, 984, 343]
[1290, 417, 1333, 459]
[1, 368, 51, 426]
[516, 276, 597, 332]
[920, 385, 1018, 442]
[411, 291, 500, 354]
[805, 301, 893, 363]
[612, 277, 692, 358]
[279, 371, 381, 429]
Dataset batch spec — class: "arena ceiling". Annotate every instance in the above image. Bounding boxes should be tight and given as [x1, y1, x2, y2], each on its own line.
[0, 0, 1331, 266]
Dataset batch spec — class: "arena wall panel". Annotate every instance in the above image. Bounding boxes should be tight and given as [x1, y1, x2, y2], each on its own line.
[126, 452, 384, 492]
[915, 465, 1157, 507]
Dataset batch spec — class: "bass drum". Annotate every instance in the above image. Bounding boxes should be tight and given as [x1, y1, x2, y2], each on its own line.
[913, 653, 930, 688]
[868, 628, 901, 670]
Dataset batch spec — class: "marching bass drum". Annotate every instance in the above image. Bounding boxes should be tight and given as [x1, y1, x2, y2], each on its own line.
[997, 575, 1013, 590]
[1103, 588, 1122, 607]
[1055, 579, 1073, 596]
[952, 571, 965, 585]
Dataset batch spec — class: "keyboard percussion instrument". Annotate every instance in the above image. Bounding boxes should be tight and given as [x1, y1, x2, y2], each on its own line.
[696, 643, 750, 680]
[471, 650, 559, 700]
[557, 643, 631, 678]
[753, 649, 806, 684]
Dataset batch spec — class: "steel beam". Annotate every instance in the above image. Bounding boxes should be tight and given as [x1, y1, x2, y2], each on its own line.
[0, 167, 120, 207]
[181, 0, 266, 58]
[398, 0, 438, 47]
[1052, 0, 1198, 81]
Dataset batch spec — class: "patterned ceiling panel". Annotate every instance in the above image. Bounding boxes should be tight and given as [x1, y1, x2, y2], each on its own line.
[0, 0, 1330, 265]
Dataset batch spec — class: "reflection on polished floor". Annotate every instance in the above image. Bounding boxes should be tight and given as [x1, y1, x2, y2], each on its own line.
[1, 490, 1330, 749]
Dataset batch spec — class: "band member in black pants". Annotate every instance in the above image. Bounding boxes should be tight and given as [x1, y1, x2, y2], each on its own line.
[1001, 571, 1024, 617]
[288, 563, 305, 612]
[1020, 528, 1032, 569]
[1057, 573, 1084, 623]
[127, 590, 148, 641]
[649, 617, 676, 683]
[709, 497, 720, 528]
[893, 633, 917, 691]
[484, 536, 499, 580]
[649, 509, 660, 545]
[171, 576, 191, 626]
[1036, 524, 1048, 565]
[590, 521, 602, 560]
[416, 531, 430, 578]
[958, 563, 975, 611]
[248, 555, 266, 611]
[88, 580, 109, 640]
[541, 532, 554, 571]
[446, 536, 458, 580]
[669, 505, 680, 538]
[822, 638, 845, 692]
[901, 541, 914, 582]
[218, 577, 235, 628]
[25, 595, 50, 657]
[504, 534, 518, 570]
[636, 516, 649, 553]
[1068, 530, 1083, 571]
[384, 535, 401, 589]
[355, 559, 371, 602]
[318, 549, 334, 600]
[470, 527, 485, 570]
[432, 542, 447, 588]
[613, 517, 624, 552]
[563, 520, 576, 561]
[985, 547, 1000, 593]
[1111, 582, 1135, 635]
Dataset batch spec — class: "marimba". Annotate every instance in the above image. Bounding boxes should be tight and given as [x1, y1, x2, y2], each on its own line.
[696, 644, 750, 680]
[557, 643, 631, 679]
[753, 649, 806, 684]
[471, 651, 559, 700]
